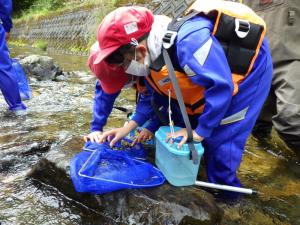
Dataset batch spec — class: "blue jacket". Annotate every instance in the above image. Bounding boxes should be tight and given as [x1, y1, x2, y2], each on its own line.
[131, 15, 270, 138]
[0, 0, 13, 32]
[91, 80, 161, 133]
[91, 81, 120, 132]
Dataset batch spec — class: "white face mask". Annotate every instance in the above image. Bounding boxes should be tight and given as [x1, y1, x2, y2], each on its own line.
[125, 47, 150, 77]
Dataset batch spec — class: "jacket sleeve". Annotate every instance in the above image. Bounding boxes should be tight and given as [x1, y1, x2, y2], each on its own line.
[0, 0, 13, 32]
[90, 80, 120, 132]
[176, 17, 234, 138]
[131, 86, 156, 127]
[143, 114, 162, 134]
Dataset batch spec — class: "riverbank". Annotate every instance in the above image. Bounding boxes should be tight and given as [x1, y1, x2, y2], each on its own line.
[11, 0, 159, 55]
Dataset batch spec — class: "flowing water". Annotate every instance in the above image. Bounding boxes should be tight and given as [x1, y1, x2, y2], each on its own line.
[0, 45, 299, 225]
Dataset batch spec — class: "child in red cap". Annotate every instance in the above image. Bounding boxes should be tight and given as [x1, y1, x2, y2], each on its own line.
[91, 2, 273, 197]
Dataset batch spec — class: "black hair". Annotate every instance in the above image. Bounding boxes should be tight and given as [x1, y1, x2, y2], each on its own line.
[105, 43, 134, 65]
[105, 33, 150, 65]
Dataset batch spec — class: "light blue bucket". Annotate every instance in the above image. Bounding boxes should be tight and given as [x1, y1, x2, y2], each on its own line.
[155, 126, 204, 186]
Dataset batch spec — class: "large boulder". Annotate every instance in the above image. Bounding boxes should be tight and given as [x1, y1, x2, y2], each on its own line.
[19, 55, 63, 81]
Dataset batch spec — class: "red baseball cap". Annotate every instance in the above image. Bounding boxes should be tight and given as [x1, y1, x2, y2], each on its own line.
[88, 51, 128, 94]
[93, 6, 154, 65]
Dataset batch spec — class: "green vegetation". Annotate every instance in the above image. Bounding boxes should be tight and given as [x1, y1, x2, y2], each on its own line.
[114, 0, 153, 7]
[13, 0, 152, 22]
[33, 40, 48, 51]
[9, 39, 48, 51]
[13, 0, 109, 23]
[13, 0, 36, 17]
[13, 0, 66, 18]
[8, 39, 28, 47]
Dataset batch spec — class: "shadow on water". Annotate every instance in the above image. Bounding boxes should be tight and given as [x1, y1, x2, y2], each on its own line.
[0, 45, 299, 225]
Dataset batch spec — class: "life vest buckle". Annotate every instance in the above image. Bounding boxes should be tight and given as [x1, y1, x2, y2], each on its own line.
[234, 18, 250, 38]
[162, 31, 177, 49]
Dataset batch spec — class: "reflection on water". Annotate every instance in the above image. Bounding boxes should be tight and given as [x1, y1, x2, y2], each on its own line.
[0, 45, 299, 225]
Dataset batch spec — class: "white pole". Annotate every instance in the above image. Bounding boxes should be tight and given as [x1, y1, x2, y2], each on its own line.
[195, 181, 257, 195]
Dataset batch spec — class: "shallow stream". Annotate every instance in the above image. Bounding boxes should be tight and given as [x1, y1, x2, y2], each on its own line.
[0, 45, 299, 225]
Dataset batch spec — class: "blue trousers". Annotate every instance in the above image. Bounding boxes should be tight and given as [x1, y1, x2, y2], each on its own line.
[202, 43, 273, 190]
[0, 25, 25, 111]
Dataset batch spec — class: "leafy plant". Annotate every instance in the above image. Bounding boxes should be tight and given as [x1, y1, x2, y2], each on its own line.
[13, 0, 37, 17]
[33, 40, 48, 51]
[49, 0, 65, 10]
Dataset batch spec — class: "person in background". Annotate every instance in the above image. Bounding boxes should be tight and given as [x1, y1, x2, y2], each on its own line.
[90, 2, 273, 196]
[0, 0, 26, 114]
[242, 0, 300, 158]
[83, 41, 159, 144]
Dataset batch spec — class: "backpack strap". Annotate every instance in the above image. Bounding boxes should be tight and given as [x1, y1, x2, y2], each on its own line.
[214, 14, 264, 75]
[160, 11, 202, 164]
[162, 47, 199, 164]
[163, 10, 200, 50]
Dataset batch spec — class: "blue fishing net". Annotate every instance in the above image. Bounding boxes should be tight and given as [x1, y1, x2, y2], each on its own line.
[125, 113, 155, 146]
[70, 139, 165, 194]
[11, 58, 32, 100]
[83, 138, 148, 160]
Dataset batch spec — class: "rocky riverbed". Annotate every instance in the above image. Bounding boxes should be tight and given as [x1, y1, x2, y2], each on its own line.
[0, 48, 299, 225]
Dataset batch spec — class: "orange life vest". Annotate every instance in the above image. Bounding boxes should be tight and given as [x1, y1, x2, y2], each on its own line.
[146, 67, 205, 115]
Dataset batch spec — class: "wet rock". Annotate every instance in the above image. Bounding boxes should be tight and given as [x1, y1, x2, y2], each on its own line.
[55, 74, 68, 82]
[19, 55, 63, 81]
[68, 71, 96, 84]
[0, 140, 53, 175]
[0, 140, 53, 156]
[27, 137, 223, 225]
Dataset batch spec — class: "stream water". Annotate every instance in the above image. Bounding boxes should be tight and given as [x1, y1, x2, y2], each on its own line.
[0, 45, 299, 225]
